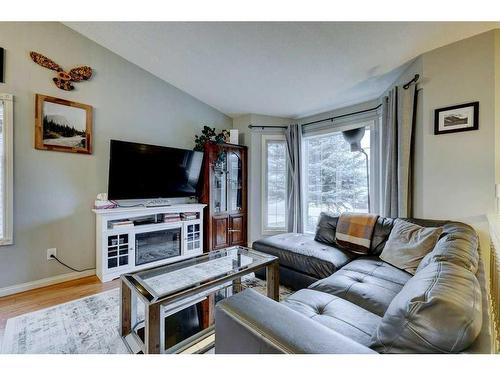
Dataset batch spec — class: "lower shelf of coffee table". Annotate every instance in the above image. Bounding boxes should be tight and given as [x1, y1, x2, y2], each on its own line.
[123, 325, 215, 354]
[123, 286, 230, 354]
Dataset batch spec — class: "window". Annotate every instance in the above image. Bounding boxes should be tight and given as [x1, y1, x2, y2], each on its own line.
[262, 135, 287, 232]
[302, 124, 371, 233]
[0, 94, 13, 245]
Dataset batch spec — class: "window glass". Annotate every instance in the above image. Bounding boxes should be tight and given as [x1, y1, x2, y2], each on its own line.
[263, 138, 287, 231]
[303, 128, 370, 233]
[0, 95, 13, 245]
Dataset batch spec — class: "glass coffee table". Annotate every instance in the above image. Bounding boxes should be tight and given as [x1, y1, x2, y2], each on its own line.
[120, 246, 279, 354]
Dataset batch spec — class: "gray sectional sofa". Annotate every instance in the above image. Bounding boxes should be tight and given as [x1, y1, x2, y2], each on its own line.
[214, 213, 492, 354]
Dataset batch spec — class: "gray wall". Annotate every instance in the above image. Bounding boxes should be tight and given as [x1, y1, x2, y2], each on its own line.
[416, 31, 496, 278]
[418, 31, 495, 221]
[0, 22, 231, 289]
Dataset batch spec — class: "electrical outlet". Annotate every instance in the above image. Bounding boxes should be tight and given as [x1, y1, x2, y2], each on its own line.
[47, 248, 57, 260]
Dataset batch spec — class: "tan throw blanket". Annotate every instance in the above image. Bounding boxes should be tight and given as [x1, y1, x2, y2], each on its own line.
[335, 212, 379, 254]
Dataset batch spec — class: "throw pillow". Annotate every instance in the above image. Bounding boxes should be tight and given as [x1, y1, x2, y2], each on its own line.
[379, 219, 443, 275]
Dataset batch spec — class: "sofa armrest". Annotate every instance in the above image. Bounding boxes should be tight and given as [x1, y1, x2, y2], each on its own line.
[214, 288, 377, 354]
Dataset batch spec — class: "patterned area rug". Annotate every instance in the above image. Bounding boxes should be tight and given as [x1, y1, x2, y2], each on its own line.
[1, 275, 293, 354]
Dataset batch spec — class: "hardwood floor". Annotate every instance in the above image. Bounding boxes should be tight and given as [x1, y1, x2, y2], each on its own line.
[0, 276, 119, 343]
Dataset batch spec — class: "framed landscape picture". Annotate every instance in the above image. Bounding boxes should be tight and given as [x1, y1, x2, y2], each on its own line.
[35, 94, 93, 154]
[434, 101, 479, 135]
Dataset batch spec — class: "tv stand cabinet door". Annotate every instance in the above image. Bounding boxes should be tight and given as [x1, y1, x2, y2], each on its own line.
[184, 221, 202, 254]
[103, 232, 133, 273]
[212, 216, 229, 249]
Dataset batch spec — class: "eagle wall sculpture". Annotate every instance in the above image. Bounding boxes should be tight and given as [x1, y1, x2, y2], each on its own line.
[30, 51, 93, 91]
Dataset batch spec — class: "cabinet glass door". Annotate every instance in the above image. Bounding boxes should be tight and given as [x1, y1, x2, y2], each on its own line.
[107, 234, 130, 270]
[227, 151, 242, 212]
[212, 152, 227, 214]
[185, 222, 201, 252]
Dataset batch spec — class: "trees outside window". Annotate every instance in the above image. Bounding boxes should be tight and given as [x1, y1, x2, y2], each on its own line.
[303, 128, 370, 233]
[262, 135, 287, 232]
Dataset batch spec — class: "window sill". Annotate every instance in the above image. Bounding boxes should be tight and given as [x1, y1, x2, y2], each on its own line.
[0, 238, 13, 246]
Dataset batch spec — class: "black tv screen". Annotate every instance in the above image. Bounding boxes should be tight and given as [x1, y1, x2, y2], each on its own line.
[108, 140, 204, 200]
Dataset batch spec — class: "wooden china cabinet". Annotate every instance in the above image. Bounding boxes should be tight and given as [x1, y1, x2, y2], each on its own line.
[200, 142, 248, 252]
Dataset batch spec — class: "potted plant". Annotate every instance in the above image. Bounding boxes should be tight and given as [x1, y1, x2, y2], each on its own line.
[194, 126, 229, 166]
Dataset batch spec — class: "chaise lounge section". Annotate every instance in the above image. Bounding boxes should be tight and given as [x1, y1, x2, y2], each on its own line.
[215, 213, 492, 354]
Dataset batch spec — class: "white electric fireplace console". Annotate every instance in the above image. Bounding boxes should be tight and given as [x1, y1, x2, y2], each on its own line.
[93, 204, 206, 282]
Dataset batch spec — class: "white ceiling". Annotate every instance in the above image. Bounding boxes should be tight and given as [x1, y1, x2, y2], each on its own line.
[65, 22, 500, 119]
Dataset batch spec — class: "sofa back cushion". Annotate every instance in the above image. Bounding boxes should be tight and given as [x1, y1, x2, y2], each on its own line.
[370, 217, 395, 255]
[314, 212, 339, 246]
[416, 222, 479, 274]
[370, 261, 482, 353]
[379, 219, 443, 275]
[314, 215, 478, 271]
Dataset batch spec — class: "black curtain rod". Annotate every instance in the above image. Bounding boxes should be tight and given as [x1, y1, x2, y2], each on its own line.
[248, 124, 289, 130]
[248, 74, 420, 130]
[300, 103, 382, 127]
[403, 74, 420, 90]
[247, 104, 382, 130]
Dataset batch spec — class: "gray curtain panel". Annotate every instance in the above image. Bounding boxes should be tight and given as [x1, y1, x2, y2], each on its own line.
[381, 84, 418, 218]
[285, 124, 303, 232]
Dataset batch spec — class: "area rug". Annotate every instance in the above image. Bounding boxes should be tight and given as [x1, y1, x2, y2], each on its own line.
[1, 275, 292, 354]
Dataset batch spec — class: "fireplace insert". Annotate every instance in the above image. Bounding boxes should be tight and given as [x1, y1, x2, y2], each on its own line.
[135, 227, 181, 266]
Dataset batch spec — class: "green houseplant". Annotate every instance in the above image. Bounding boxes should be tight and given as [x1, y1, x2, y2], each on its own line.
[194, 126, 228, 151]
[194, 126, 229, 165]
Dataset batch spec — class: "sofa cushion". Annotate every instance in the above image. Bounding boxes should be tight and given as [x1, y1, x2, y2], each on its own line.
[252, 233, 356, 280]
[370, 261, 482, 353]
[380, 219, 443, 275]
[370, 217, 396, 255]
[416, 222, 479, 274]
[308, 257, 412, 316]
[282, 289, 381, 347]
[314, 212, 339, 246]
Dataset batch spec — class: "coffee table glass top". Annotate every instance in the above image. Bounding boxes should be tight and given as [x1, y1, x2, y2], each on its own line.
[130, 246, 276, 300]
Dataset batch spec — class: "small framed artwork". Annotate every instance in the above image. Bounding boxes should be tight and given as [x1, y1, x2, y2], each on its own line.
[434, 101, 479, 135]
[35, 94, 93, 154]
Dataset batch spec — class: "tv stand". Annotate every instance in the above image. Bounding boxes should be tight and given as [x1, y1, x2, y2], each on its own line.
[93, 203, 206, 282]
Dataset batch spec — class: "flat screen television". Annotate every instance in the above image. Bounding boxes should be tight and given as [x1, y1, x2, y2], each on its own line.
[108, 140, 204, 200]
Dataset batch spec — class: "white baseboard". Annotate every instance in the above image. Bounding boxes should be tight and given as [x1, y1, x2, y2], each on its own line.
[0, 269, 96, 298]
